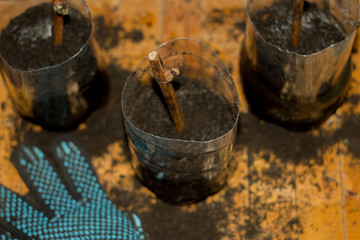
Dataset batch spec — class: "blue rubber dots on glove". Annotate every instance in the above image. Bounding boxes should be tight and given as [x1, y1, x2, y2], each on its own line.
[0, 139, 145, 240]
[0, 231, 18, 240]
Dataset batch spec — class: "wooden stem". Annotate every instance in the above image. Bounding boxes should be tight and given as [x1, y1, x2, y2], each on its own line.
[148, 50, 186, 133]
[53, 0, 64, 46]
[290, 0, 304, 48]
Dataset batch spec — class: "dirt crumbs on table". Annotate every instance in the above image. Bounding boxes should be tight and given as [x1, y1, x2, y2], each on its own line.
[94, 16, 124, 50]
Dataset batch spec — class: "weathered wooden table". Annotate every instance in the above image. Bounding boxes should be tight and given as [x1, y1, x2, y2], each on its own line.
[0, 0, 359, 239]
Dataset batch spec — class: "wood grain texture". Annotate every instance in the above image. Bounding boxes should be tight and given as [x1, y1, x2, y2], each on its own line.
[0, 0, 359, 239]
[161, 0, 202, 41]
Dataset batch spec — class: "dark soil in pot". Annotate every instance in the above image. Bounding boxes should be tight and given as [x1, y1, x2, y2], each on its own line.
[126, 74, 236, 141]
[252, 1, 346, 55]
[0, 3, 91, 70]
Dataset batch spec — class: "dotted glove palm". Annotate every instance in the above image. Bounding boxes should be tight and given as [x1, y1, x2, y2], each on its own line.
[0, 139, 145, 240]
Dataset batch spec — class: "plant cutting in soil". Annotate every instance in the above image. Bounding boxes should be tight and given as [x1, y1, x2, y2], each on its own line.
[126, 71, 235, 141]
[148, 50, 186, 133]
[53, 0, 70, 46]
[253, 1, 345, 54]
[290, 0, 304, 48]
[123, 39, 239, 203]
[0, 2, 102, 129]
[240, 0, 350, 129]
[0, 3, 91, 70]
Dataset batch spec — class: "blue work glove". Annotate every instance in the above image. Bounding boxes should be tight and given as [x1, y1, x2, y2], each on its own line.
[0, 139, 145, 240]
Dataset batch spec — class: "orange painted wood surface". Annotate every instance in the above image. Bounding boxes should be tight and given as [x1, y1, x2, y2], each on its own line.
[0, 0, 359, 239]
